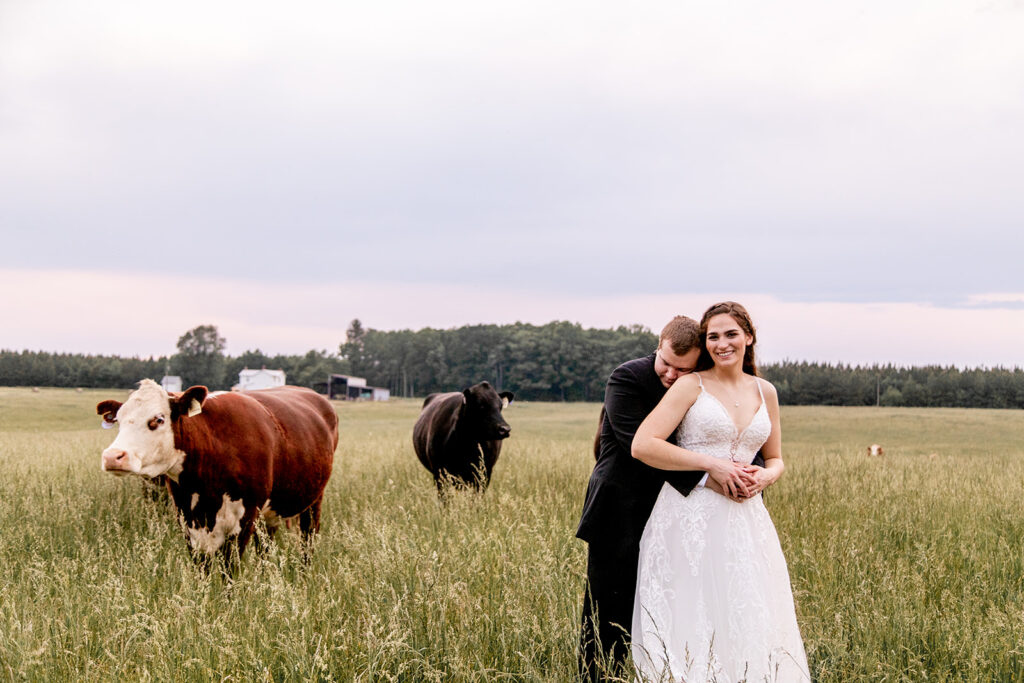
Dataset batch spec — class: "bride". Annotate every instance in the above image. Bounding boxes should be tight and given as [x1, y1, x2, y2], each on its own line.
[630, 302, 810, 682]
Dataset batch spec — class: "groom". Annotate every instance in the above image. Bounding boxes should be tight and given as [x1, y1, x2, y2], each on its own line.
[576, 315, 766, 681]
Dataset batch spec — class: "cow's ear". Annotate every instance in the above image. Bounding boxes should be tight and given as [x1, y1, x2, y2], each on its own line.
[499, 391, 514, 408]
[171, 385, 208, 420]
[96, 400, 122, 424]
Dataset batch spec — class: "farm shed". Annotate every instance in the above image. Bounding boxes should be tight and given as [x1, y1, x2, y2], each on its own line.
[327, 374, 389, 401]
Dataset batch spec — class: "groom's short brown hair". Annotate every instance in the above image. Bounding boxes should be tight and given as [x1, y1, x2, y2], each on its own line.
[659, 316, 700, 355]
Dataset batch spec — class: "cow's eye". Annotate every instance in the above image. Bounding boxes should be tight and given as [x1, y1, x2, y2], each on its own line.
[148, 415, 165, 431]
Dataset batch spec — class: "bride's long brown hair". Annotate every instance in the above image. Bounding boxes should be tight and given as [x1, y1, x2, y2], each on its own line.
[696, 301, 759, 376]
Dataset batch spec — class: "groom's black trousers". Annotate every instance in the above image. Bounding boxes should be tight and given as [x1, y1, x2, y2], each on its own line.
[579, 539, 639, 682]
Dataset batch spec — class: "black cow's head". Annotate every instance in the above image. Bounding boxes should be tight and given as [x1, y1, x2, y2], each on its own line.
[463, 381, 514, 441]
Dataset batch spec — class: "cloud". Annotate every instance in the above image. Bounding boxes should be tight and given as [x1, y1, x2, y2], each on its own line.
[1, 1, 1022, 310]
[961, 292, 1024, 309]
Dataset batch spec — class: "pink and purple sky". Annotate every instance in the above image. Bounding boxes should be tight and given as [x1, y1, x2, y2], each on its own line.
[2, 0, 1022, 367]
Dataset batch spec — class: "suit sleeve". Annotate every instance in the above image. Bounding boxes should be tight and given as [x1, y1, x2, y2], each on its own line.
[603, 364, 655, 457]
[603, 365, 701, 493]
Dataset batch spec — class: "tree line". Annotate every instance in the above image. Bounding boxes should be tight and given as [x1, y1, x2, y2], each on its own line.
[2, 321, 1022, 408]
[765, 361, 1024, 409]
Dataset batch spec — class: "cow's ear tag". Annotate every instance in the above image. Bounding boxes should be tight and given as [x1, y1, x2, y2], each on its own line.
[188, 399, 202, 417]
[101, 420, 115, 430]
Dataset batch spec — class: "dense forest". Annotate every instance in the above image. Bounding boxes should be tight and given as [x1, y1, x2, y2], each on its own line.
[2, 320, 1022, 408]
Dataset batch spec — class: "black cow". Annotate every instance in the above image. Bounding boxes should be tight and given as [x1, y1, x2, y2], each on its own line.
[412, 381, 514, 492]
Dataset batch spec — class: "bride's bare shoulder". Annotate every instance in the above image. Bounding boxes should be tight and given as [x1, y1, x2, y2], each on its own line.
[676, 373, 702, 389]
[756, 377, 779, 400]
[665, 373, 702, 400]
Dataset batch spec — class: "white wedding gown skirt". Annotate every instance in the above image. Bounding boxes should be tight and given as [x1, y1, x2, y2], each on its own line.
[632, 383, 810, 682]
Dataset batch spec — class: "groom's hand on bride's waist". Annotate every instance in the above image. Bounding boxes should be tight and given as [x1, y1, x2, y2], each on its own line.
[706, 476, 748, 501]
[707, 460, 755, 499]
[742, 465, 773, 497]
[706, 464, 765, 501]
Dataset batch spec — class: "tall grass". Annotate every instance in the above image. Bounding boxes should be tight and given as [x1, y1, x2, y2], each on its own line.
[0, 388, 1021, 681]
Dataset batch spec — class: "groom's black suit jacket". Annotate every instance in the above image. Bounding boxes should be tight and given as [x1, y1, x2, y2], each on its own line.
[576, 353, 766, 549]
[576, 353, 700, 549]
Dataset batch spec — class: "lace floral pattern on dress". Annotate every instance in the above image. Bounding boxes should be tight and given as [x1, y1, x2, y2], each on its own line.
[632, 377, 810, 683]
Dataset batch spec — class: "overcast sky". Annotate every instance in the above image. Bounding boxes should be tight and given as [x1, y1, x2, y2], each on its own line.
[2, 0, 1022, 367]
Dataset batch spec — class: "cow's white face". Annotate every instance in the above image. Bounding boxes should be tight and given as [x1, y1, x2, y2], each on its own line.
[101, 380, 185, 479]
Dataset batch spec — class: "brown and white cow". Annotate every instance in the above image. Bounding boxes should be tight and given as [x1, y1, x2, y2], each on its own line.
[868, 443, 884, 457]
[97, 379, 337, 566]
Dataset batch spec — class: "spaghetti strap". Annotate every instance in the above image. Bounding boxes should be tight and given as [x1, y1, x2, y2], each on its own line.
[755, 377, 765, 403]
[695, 372, 705, 391]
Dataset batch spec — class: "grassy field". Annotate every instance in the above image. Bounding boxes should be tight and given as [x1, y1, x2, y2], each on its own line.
[0, 387, 1022, 681]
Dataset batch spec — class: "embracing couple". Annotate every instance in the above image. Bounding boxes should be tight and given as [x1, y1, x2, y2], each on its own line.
[577, 302, 811, 682]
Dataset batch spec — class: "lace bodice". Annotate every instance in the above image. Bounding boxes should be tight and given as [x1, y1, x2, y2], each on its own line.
[675, 375, 769, 464]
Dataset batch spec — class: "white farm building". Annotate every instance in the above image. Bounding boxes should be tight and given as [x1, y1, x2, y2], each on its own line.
[161, 375, 182, 393]
[236, 368, 286, 391]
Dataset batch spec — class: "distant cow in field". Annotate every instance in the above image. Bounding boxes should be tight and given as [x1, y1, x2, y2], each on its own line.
[868, 443, 884, 457]
[97, 379, 338, 568]
[412, 381, 514, 492]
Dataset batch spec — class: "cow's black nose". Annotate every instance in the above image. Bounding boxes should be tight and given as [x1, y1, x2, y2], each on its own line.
[498, 426, 511, 438]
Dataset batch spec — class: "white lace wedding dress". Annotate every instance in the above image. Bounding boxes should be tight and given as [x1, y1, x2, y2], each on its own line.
[632, 376, 810, 682]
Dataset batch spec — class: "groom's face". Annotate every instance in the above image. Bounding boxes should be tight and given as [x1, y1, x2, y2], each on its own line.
[654, 341, 700, 388]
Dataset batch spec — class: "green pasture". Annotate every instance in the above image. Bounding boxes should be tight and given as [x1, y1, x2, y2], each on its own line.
[0, 387, 1022, 681]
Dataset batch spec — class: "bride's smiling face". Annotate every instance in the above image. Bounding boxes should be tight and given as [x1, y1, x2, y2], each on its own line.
[705, 314, 753, 369]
